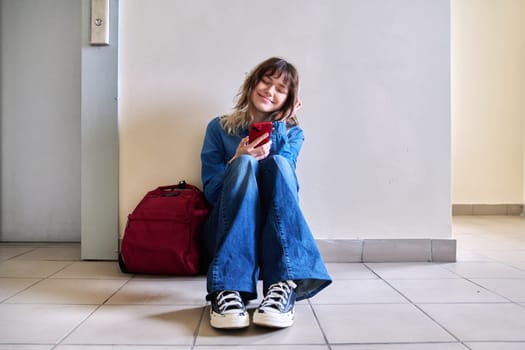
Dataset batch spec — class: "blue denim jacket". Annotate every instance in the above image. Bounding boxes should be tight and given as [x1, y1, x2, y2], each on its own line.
[201, 116, 304, 205]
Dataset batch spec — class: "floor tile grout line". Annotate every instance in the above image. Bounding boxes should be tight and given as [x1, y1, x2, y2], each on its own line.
[362, 262, 472, 347]
[46, 260, 134, 349]
[466, 340, 525, 344]
[0, 259, 79, 304]
[191, 304, 207, 350]
[386, 289, 466, 346]
[328, 341, 471, 346]
[49, 302, 105, 350]
[100, 274, 135, 305]
[0, 277, 44, 304]
[493, 259, 525, 273]
[439, 258, 525, 275]
[307, 298, 333, 350]
[45, 260, 79, 279]
[462, 277, 523, 306]
[0, 244, 81, 264]
[434, 257, 525, 307]
[356, 341, 470, 350]
[2, 246, 40, 261]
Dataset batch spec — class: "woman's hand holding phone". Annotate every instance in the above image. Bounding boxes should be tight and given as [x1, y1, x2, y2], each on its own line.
[229, 133, 271, 164]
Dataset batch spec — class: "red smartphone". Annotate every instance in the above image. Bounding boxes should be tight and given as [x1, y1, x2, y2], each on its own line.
[249, 122, 272, 147]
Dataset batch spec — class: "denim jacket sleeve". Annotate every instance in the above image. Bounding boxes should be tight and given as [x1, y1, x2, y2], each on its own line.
[270, 121, 304, 169]
[201, 119, 227, 205]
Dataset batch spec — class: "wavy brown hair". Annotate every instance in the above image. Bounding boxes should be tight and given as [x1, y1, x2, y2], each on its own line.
[220, 57, 299, 135]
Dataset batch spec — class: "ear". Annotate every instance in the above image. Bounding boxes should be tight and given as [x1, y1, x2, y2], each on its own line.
[294, 97, 303, 111]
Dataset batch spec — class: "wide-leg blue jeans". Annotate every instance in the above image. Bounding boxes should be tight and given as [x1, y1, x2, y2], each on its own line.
[203, 154, 332, 302]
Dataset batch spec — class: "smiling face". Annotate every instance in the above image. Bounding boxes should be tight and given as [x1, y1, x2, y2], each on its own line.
[232, 57, 299, 125]
[249, 73, 289, 121]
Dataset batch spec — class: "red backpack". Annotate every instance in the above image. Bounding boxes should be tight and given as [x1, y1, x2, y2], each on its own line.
[119, 181, 209, 275]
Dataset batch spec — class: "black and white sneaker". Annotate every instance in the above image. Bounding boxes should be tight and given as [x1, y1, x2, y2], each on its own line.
[253, 280, 297, 328]
[210, 290, 250, 329]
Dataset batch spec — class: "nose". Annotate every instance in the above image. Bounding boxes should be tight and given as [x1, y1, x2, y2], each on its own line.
[264, 85, 276, 95]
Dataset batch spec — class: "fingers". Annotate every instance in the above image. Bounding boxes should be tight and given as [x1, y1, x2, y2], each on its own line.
[252, 142, 271, 160]
[245, 134, 271, 160]
[234, 135, 271, 162]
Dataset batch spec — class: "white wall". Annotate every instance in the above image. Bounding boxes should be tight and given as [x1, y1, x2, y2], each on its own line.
[119, 0, 451, 239]
[452, 0, 525, 205]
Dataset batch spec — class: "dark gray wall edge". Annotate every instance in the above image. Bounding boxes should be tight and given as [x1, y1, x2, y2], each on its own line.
[0, 1, 3, 236]
[80, 0, 119, 259]
[453, 204, 524, 216]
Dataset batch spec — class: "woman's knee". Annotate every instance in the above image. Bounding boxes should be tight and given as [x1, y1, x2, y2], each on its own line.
[262, 155, 292, 172]
[228, 155, 258, 174]
[231, 154, 258, 167]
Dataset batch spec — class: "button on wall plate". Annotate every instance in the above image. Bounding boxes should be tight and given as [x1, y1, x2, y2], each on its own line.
[90, 0, 109, 46]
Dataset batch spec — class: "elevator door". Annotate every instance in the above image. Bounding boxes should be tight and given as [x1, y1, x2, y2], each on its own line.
[1, 0, 81, 242]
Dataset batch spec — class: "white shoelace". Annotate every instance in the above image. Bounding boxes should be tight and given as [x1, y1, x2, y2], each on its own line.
[216, 291, 244, 314]
[259, 280, 297, 312]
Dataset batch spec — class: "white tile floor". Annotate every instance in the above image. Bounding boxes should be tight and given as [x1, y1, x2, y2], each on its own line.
[0, 216, 524, 349]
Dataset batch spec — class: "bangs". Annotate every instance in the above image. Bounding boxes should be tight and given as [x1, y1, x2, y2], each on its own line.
[254, 58, 297, 89]
[262, 67, 292, 85]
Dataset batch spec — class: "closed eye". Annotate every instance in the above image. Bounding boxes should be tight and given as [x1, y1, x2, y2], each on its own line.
[277, 85, 288, 94]
[261, 76, 289, 94]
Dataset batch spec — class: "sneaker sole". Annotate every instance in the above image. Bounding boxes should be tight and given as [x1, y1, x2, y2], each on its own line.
[253, 310, 294, 328]
[210, 311, 250, 329]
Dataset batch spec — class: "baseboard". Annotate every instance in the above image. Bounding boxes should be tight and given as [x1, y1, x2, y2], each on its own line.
[117, 238, 457, 263]
[316, 238, 456, 263]
[452, 204, 523, 216]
